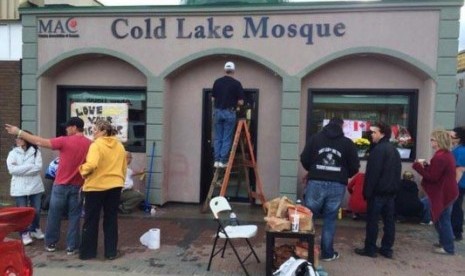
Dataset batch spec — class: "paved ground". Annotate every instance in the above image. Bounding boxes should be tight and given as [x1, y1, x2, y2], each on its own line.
[17, 203, 465, 276]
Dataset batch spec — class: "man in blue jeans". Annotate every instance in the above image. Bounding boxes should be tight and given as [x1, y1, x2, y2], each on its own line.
[212, 61, 244, 168]
[5, 117, 91, 255]
[354, 121, 401, 259]
[300, 117, 360, 261]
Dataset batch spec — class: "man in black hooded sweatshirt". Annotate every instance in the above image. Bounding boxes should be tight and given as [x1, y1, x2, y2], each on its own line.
[300, 117, 360, 262]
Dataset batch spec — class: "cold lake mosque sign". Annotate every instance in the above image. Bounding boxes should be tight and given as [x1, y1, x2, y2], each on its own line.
[38, 16, 347, 45]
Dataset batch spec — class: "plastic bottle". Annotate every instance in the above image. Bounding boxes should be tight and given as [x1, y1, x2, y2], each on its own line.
[229, 212, 238, 226]
[292, 200, 301, 232]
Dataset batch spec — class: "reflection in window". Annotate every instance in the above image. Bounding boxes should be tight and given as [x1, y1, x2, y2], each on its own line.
[307, 90, 418, 159]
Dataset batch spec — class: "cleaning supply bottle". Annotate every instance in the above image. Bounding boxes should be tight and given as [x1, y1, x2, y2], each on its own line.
[229, 212, 238, 226]
[292, 200, 301, 232]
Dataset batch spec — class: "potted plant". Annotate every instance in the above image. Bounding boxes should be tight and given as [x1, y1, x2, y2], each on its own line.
[353, 138, 370, 157]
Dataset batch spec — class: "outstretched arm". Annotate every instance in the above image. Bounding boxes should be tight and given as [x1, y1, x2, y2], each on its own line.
[5, 124, 52, 148]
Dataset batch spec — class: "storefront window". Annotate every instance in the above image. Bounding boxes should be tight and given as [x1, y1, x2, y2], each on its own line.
[57, 87, 146, 152]
[307, 89, 418, 160]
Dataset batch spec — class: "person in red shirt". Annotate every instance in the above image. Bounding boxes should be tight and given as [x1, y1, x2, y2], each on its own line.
[347, 172, 367, 219]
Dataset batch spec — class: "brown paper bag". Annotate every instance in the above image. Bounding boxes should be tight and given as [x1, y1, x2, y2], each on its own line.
[264, 216, 291, 232]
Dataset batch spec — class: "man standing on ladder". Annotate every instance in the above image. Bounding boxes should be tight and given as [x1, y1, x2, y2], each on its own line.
[212, 61, 244, 168]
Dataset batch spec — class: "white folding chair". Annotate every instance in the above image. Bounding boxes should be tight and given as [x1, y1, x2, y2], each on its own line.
[207, 196, 260, 276]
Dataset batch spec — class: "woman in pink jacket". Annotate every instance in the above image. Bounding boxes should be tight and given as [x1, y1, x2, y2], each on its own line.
[412, 130, 458, 255]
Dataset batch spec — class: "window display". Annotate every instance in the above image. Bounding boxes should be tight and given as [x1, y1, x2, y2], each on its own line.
[57, 87, 147, 152]
[307, 89, 418, 159]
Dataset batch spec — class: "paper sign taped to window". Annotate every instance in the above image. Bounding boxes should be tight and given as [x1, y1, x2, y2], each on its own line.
[323, 119, 370, 140]
[70, 102, 128, 142]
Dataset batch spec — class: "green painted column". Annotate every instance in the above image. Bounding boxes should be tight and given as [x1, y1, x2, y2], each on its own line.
[435, 7, 460, 129]
[21, 14, 38, 133]
[280, 76, 301, 201]
[146, 76, 165, 205]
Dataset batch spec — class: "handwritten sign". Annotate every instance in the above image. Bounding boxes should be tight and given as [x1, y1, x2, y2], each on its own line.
[71, 102, 128, 142]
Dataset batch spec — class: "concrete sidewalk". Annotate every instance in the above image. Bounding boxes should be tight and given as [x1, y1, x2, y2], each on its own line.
[23, 203, 465, 276]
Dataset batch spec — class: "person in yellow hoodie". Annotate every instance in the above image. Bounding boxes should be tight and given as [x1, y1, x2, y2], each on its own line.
[78, 119, 127, 260]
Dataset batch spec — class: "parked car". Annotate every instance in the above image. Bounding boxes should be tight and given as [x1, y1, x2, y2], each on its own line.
[0, 207, 34, 276]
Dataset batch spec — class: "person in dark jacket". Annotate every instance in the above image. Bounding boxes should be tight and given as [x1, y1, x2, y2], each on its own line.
[301, 117, 360, 261]
[450, 126, 465, 241]
[395, 171, 431, 224]
[355, 121, 401, 259]
[413, 129, 458, 255]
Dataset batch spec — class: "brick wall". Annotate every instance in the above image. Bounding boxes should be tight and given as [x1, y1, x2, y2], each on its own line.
[0, 61, 21, 205]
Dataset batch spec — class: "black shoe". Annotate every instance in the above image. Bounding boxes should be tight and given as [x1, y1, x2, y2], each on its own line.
[79, 254, 96, 260]
[377, 249, 393, 259]
[454, 236, 463, 241]
[354, 248, 377, 258]
[105, 250, 122, 260]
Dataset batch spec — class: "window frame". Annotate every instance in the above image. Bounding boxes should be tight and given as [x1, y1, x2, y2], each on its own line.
[306, 88, 418, 160]
[57, 85, 147, 153]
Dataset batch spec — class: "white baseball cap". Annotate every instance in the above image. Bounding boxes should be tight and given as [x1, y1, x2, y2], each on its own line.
[224, 61, 235, 71]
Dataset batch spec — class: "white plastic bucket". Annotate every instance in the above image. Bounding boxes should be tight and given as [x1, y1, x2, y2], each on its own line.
[140, 228, 160, 250]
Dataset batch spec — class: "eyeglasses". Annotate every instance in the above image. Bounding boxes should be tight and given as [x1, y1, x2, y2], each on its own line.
[430, 138, 436, 142]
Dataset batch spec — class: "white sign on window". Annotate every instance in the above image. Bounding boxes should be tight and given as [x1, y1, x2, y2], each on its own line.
[70, 102, 128, 142]
[322, 119, 370, 140]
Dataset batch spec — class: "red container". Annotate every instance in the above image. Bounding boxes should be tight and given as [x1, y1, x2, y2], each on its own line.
[0, 207, 35, 276]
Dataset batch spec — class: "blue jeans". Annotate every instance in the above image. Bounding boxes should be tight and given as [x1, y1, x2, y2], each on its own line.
[304, 180, 346, 259]
[365, 196, 396, 255]
[213, 108, 236, 163]
[45, 184, 82, 250]
[451, 188, 465, 239]
[421, 197, 432, 223]
[14, 193, 43, 234]
[435, 204, 455, 254]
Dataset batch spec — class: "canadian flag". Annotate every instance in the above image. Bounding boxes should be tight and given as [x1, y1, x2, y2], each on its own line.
[353, 121, 370, 131]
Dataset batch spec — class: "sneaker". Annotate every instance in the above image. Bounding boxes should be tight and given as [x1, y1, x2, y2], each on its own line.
[66, 248, 77, 255]
[214, 161, 220, 168]
[45, 243, 57, 252]
[321, 252, 340, 262]
[433, 247, 454, 255]
[219, 162, 227, 168]
[30, 228, 45, 239]
[21, 233, 33, 246]
[420, 221, 433, 225]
